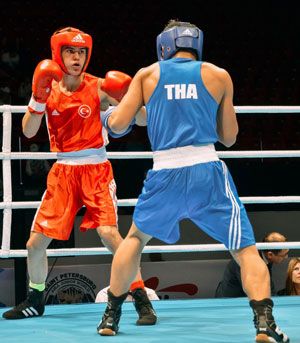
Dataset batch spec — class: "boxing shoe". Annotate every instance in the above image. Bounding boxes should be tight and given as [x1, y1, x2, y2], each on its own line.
[97, 289, 128, 336]
[2, 288, 44, 319]
[250, 298, 289, 343]
[131, 288, 157, 325]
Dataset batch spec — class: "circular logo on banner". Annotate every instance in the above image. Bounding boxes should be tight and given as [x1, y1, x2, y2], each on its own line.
[78, 104, 91, 118]
[45, 273, 97, 304]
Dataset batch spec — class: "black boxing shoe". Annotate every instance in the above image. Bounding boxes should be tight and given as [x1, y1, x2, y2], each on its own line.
[131, 288, 157, 325]
[250, 298, 289, 343]
[97, 289, 128, 336]
[2, 288, 44, 320]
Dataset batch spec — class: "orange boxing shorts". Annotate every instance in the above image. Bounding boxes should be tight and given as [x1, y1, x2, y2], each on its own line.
[31, 161, 118, 240]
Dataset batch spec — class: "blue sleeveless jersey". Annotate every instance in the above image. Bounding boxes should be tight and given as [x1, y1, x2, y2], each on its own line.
[146, 58, 219, 151]
[134, 58, 255, 248]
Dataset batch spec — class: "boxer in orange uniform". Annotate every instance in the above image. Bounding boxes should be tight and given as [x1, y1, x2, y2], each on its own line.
[2, 27, 156, 326]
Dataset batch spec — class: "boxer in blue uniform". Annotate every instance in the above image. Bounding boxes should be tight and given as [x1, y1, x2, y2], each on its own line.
[97, 19, 289, 343]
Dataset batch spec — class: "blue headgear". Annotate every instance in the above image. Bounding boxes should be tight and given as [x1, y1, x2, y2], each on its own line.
[156, 25, 204, 61]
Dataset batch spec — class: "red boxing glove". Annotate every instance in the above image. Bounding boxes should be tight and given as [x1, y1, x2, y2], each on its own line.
[101, 70, 132, 102]
[28, 59, 63, 114]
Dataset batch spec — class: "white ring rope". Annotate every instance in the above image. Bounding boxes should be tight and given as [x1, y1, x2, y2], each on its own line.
[1, 196, 300, 211]
[0, 242, 299, 258]
[1, 105, 300, 257]
[1, 105, 300, 114]
[1, 150, 300, 160]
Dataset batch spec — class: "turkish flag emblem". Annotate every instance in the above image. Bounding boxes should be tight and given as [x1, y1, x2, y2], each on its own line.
[78, 104, 91, 118]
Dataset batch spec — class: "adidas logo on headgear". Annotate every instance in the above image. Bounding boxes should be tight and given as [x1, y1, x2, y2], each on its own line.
[182, 29, 193, 36]
[71, 34, 85, 43]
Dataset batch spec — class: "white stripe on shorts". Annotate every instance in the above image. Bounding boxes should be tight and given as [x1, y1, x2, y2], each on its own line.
[222, 162, 241, 250]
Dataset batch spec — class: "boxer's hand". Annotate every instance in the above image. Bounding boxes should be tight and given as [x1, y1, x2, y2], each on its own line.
[101, 71, 132, 102]
[28, 59, 63, 115]
[101, 106, 135, 138]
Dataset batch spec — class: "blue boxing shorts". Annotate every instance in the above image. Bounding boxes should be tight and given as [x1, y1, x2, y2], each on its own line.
[133, 148, 255, 250]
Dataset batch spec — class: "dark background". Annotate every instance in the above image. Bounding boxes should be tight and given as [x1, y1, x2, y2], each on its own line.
[1, 0, 299, 104]
[0, 0, 300, 303]
[0, 0, 299, 229]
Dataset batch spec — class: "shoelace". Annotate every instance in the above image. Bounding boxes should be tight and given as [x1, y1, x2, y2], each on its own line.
[14, 300, 31, 311]
[135, 300, 155, 315]
[253, 306, 275, 328]
[103, 307, 121, 323]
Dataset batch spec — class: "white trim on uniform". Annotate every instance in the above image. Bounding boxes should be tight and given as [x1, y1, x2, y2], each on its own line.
[153, 144, 219, 170]
[108, 179, 118, 224]
[57, 147, 108, 165]
[222, 161, 241, 250]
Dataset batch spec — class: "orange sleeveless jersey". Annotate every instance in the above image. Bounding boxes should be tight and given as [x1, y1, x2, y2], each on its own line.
[46, 73, 104, 152]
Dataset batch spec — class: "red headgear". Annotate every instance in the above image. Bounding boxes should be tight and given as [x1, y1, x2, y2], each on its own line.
[50, 27, 93, 74]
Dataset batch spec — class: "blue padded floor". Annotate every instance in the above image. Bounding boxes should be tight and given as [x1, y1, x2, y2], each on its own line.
[0, 297, 299, 343]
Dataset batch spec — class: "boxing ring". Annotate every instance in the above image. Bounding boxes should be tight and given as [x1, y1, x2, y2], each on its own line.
[0, 104, 300, 342]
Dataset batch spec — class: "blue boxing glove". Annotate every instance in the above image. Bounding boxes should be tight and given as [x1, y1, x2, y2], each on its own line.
[101, 106, 136, 138]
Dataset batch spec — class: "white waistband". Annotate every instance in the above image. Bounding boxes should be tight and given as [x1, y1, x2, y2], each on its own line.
[153, 145, 219, 170]
[57, 147, 108, 165]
